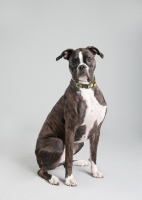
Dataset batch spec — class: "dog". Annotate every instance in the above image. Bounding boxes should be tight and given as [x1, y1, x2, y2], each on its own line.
[35, 46, 107, 186]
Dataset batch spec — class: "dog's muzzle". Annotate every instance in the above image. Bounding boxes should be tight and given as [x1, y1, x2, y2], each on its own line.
[78, 65, 86, 71]
[78, 65, 88, 76]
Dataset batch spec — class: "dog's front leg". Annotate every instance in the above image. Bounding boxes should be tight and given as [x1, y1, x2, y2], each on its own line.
[64, 126, 77, 186]
[89, 123, 104, 178]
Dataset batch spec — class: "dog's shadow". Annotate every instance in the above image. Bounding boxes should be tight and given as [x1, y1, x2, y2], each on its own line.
[17, 155, 38, 174]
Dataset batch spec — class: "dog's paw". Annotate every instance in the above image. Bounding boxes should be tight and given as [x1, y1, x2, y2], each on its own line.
[65, 174, 77, 186]
[89, 159, 104, 178]
[92, 171, 104, 178]
[73, 160, 89, 166]
[49, 175, 60, 185]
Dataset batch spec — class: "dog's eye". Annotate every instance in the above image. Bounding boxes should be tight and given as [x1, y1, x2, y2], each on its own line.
[87, 57, 91, 62]
[72, 59, 77, 65]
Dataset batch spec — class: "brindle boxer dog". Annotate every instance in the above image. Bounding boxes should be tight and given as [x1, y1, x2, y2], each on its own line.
[35, 46, 107, 186]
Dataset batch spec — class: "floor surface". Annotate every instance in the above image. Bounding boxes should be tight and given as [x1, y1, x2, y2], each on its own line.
[1, 128, 142, 200]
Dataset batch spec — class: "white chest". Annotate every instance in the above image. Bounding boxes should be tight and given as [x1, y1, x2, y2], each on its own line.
[78, 88, 106, 142]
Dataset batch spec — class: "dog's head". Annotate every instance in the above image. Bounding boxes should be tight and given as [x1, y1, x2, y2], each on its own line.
[56, 46, 104, 83]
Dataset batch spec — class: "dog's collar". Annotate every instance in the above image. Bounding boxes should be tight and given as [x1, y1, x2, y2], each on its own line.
[72, 79, 97, 89]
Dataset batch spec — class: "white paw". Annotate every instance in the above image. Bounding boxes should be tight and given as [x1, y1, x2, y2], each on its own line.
[89, 159, 104, 178]
[92, 171, 104, 178]
[73, 160, 89, 166]
[65, 174, 77, 186]
[49, 175, 60, 185]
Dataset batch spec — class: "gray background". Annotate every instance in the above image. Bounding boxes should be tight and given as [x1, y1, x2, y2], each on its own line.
[0, 0, 142, 199]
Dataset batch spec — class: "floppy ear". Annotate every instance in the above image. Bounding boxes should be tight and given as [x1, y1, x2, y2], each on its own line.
[56, 49, 74, 61]
[87, 46, 104, 58]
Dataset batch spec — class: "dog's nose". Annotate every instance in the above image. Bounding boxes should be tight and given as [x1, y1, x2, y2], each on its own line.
[79, 65, 86, 70]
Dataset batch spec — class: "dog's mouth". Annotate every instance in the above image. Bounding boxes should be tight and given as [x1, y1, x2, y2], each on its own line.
[77, 70, 90, 84]
[78, 75, 88, 83]
[77, 72, 90, 83]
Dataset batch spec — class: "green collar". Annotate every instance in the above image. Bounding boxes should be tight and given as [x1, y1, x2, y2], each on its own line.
[72, 79, 97, 89]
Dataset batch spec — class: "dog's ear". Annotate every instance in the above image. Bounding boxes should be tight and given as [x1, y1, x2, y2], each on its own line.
[87, 46, 104, 58]
[56, 49, 74, 61]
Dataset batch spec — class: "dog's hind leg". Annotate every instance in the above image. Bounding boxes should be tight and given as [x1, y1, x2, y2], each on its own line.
[38, 167, 60, 185]
[36, 137, 64, 185]
[73, 143, 89, 166]
[73, 160, 89, 166]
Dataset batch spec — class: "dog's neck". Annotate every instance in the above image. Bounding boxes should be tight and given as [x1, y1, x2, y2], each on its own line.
[71, 77, 96, 89]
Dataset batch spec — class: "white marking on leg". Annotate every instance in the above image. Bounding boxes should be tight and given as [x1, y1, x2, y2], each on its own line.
[73, 160, 89, 166]
[65, 174, 77, 186]
[89, 159, 103, 178]
[49, 175, 60, 185]
[59, 147, 65, 164]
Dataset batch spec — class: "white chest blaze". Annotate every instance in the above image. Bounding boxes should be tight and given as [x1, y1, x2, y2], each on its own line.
[78, 88, 106, 142]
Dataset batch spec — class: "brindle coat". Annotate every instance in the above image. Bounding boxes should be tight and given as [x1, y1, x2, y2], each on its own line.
[35, 46, 107, 185]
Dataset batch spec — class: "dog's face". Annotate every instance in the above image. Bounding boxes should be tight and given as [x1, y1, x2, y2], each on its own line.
[56, 46, 104, 83]
[68, 48, 96, 83]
